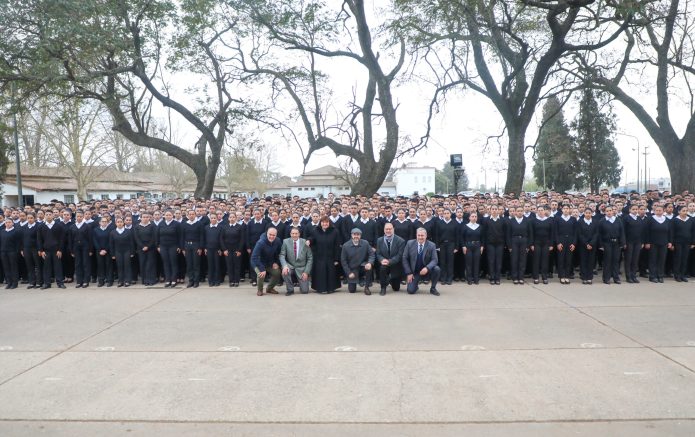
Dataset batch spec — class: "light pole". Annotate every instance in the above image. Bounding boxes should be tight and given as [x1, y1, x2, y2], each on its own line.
[10, 83, 23, 207]
[643, 146, 649, 190]
[617, 132, 640, 192]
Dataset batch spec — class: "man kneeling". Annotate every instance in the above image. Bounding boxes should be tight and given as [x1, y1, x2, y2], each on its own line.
[280, 228, 313, 296]
[403, 228, 441, 296]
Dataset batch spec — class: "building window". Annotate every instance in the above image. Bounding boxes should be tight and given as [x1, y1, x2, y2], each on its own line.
[414, 176, 418, 183]
[116, 194, 123, 200]
[87, 194, 94, 201]
[311, 187, 315, 191]
[130, 194, 136, 199]
[64, 194, 74, 204]
[101, 194, 109, 200]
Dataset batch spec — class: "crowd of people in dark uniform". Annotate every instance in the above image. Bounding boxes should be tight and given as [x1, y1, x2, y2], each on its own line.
[0, 188, 693, 295]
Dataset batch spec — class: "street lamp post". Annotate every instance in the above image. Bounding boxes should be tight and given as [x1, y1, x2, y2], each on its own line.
[10, 84, 23, 208]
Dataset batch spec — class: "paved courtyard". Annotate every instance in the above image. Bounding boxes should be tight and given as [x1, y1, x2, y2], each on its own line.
[0, 280, 694, 436]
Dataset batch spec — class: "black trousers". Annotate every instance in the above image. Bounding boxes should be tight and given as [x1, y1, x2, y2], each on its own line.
[138, 248, 156, 285]
[624, 243, 641, 280]
[73, 245, 91, 285]
[648, 244, 667, 280]
[486, 244, 504, 281]
[510, 237, 528, 281]
[42, 251, 64, 286]
[24, 248, 41, 286]
[160, 246, 178, 283]
[532, 243, 551, 280]
[225, 252, 242, 283]
[114, 250, 132, 284]
[454, 250, 465, 280]
[206, 250, 220, 284]
[439, 242, 455, 282]
[602, 243, 621, 282]
[1, 252, 18, 286]
[96, 252, 113, 285]
[378, 264, 402, 290]
[464, 243, 481, 282]
[556, 243, 573, 278]
[579, 246, 596, 281]
[62, 250, 74, 279]
[184, 244, 201, 284]
[347, 267, 373, 292]
[674, 243, 691, 279]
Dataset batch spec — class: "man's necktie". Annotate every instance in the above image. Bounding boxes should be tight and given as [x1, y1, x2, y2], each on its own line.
[386, 239, 391, 255]
[294, 241, 297, 258]
[418, 244, 423, 255]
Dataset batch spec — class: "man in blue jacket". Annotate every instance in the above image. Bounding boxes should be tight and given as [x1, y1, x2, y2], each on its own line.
[250, 227, 282, 296]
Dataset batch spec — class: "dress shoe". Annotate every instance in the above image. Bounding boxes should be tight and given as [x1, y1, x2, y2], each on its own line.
[250, 281, 257, 287]
[257, 289, 263, 296]
[632, 277, 640, 283]
[430, 288, 440, 296]
[9, 284, 17, 289]
[4, 284, 11, 290]
[27, 284, 35, 289]
[186, 282, 193, 288]
[533, 279, 539, 284]
[285, 290, 294, 296]
[83, 283, 89, 288]
[57, 284, 66, 289]
[495, 280, 501, 285]
[40, 285, 50, 290]
[97, 283, 104, 288]
[380, 288, 386, 296]
[107, 283, 113, 287]
[75, 284, 83, 288]
[266, 287, 278, 294]
[603, 280, 610, 285]
[364, 286, 371, 296]
[124, 282, 130, 287]
[682, 277, 689, 282]
[649, 278, 658, 283]
[613, 279, 621, 284]
[626, 278, 634, 284]
[117, 283, 124, 288]
[193, 282, 199, 288]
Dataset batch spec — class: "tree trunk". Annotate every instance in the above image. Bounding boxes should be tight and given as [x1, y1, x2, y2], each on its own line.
[663, 139, 695, 193]
[350, 161, 389, 196]
[504, 131, 526, 195]
[198, 154, 221, 199]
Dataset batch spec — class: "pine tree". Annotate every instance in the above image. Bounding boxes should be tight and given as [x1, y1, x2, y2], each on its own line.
[572, 88, 622, 192]
[532, 96, 576, 192]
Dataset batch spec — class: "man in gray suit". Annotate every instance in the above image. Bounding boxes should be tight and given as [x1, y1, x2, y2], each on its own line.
[376, 222, 406, 295]
[341, 228, 375, 295]
[279, 227, 314, 295]
[402, 227, 441, 295]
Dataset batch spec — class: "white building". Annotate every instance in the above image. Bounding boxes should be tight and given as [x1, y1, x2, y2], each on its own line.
[392, 164, 435, 196]
[286, 165, 398, 198]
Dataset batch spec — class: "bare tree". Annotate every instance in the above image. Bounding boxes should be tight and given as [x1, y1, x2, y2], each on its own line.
[40, 99, 111, 201]
[235, 0, 409, 196]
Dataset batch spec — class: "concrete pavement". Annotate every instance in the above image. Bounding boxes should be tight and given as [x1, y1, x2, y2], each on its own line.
[0, 281, 694, 435]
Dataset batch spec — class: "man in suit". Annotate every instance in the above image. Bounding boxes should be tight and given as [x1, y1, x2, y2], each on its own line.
[402, 227, 441, 295]
[341, 228, 375, 295]
[279, 227, 314, 295]
[375, 222, 406, 295]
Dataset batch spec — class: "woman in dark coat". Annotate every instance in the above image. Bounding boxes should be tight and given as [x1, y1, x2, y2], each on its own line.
[109, 217, 135, 287]
[308, 216, 341, 293]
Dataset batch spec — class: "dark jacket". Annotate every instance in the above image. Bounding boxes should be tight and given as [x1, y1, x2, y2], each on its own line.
[109, 228, 136, 254]
[157, 220, 182, 248]
[220, 222, 246, 252]
[37, 221, 66, 252]
[250, 236, 282, 272]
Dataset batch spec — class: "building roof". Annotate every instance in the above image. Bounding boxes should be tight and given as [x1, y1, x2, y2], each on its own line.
[302, 165, 341, 177]
[288, 178, 350, 187]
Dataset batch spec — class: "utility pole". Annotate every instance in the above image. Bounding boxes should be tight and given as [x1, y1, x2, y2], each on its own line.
[10, 83, 23, 208]
[542, 159, 546, 191]
[643, 146, 649, 191]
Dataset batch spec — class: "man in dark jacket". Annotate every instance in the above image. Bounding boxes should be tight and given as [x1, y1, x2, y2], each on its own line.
[0, 218, 21, 289]
[341, 227, 375, 295]
[250, 227, 282, 296]
[37, 211, 66, 289]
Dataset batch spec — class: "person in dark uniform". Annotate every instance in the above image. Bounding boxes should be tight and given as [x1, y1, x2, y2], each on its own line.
[220, 212, 246, 287]
[598, 205, 625, 284]
[20, 212, 41, 289]
[265, 211, 286, 245]
[414, 210, 436, 244]
[645, 205, 670, 283]
[0, 218, 21, 289]
[203, 214, 223, 286]
[672, 205, 694, 282]
[68, 211, 91, 289]
[308, 217, 342, 294]
[37, 211, 66, 290]
[93, 216, 113, 287]
[284, 212, 304, 240]
[353, 208, 377, 247]
[109, 217, 135, 287]
[623, 204, 646, 283]
[461, 212, 483, 285]
[182, 210, 204, 288]
[483, 205, 505, 285]
[436, 209, 458, 285]
[577, 207, 599, 284]
[506, 206, 533, 285]
[391, 209, 413, 242]
[531, 205, 553, 285]
[134, 212, 157, 286]
[375, 222, 406, 295]
[555, 204, 577, 285]
[157, 210, 182, 288]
